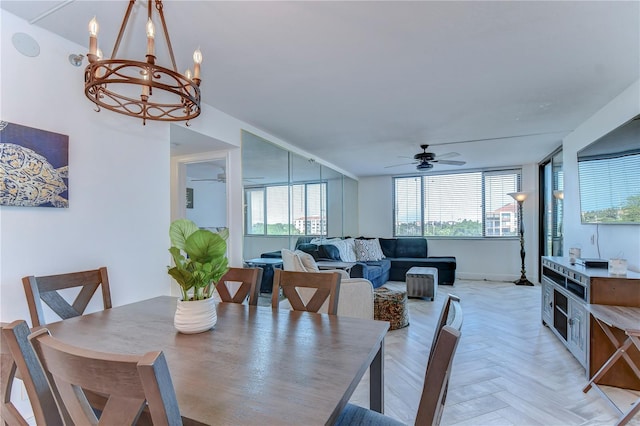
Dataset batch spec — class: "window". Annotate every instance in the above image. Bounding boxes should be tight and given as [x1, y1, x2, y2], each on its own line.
[245, 183, 327, 236]
[394, 169, 521, 237]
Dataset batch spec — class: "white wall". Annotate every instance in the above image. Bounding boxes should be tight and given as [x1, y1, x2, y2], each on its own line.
[358, 163, 540, 282]
[0, 11, 173, 326]
[563, 80, 640, 272]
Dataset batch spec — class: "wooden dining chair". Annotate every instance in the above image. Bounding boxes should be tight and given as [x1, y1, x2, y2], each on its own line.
[272, 269, 341, 315]
[336, 297, 463, 426]
[22, 267, 112, 327]
[28, 327, 182, 426]
[336, 325, 462, 426]
[215, 267, 262, 306]
[1, 321, 64, 426]
[428, 294, 462, 366]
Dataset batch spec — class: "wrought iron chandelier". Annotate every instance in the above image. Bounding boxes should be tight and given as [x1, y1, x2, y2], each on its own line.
[84, 0, 201, 125]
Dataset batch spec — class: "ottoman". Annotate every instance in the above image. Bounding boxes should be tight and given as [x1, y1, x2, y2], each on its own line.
[406, 266, 438, 300]
[374, 287, 409, 330]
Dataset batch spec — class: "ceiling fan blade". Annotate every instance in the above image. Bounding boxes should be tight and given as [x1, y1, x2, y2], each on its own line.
[435, 152, 460, 160]
[434, 159, 466, 166]
[384, 162, 417, 169]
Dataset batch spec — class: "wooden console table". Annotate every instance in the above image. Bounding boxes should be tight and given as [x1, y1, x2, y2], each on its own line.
[542, 257, 640, 424]
[541, 257, 640, 371]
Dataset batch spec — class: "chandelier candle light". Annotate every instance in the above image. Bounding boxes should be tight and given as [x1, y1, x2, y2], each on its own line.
[85, 0, 201, 125]
[509, 191, 534, 286]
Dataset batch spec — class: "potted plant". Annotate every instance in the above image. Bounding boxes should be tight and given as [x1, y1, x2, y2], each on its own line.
[168, 219, 229, 333]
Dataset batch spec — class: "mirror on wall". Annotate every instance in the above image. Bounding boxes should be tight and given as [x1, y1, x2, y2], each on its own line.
[577, 115, 640, 224]
[185, 159, 227, 232]
[241, 130, 356, 260]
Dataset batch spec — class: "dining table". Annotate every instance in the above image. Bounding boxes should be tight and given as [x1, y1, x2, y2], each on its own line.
[40, 296, 389, 425]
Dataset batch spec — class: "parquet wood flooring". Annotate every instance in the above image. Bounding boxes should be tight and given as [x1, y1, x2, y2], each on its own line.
[347, 279, 640, 426]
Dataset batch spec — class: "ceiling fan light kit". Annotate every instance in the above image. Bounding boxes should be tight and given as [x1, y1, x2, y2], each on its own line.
[416, 161, 434, 170]
[84, 0, 202, 125]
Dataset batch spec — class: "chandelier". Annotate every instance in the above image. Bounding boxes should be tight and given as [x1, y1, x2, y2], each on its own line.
[84, 0, 201, 125]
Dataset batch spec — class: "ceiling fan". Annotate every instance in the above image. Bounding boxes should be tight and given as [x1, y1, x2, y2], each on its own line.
[385, 144, 466, 170]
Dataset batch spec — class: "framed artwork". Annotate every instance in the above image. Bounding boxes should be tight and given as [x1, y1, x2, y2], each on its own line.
[186, 187, 194, 209]
[0, 121, 69, 207]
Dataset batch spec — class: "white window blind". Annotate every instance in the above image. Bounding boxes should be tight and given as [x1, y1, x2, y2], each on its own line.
[484, 171, 520, 237]
[266, 186, 289, 235]
[424, 172, 482, 237]
[245, 189, 264, 235]
[394, 177, 422, 236]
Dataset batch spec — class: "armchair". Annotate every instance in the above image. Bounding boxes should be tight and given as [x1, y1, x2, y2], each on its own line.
[280, 249, 374, 319]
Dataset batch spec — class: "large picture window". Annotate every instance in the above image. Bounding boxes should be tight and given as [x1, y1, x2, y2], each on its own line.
[245, 182, 327, 236]
[394, 169, 521, 237]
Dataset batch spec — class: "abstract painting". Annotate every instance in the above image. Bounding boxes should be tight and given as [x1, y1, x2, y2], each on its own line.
[0, 121, 69, 207]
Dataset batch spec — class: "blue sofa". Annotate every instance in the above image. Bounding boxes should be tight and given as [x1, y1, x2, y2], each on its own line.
[293, 237, 390, 288]
[378, 238, 456, 285]
[262, 236, 456, 288]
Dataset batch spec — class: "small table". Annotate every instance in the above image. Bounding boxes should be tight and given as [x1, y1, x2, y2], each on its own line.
[583, 304, 640, 426]
[406, 266, 438, 300]
[316, 261, 357, 274]
[374, 287, 409, 330]
[244, 258, 283, 293]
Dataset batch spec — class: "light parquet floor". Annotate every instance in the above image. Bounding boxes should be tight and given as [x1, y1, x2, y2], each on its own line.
[347, 279, 640, 426]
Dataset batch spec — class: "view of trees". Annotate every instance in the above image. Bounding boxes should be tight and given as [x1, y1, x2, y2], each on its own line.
[582, 194, 640, 223]
[426, 220, 483, 237]
[250, 223, 302, 235]
[396, 220, 483, 237]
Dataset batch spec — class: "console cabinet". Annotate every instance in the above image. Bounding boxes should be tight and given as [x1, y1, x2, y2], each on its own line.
[541, 256, 640, 374]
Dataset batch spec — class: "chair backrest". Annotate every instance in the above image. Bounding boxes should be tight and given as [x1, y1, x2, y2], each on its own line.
[415, 325, 462, 426]
[428, 294, 462, 366]
[1, 321, 63, 426]
[215, 267, 262, 305]
[22, 267, 112, 327]
[28, 328, 182, 426]
[272, 269, 341, 315]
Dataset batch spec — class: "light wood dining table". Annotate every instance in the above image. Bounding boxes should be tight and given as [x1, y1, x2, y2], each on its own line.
[40, 296, 389, 425]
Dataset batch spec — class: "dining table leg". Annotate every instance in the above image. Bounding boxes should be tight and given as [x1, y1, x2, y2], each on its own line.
[370, 338, 384, 413]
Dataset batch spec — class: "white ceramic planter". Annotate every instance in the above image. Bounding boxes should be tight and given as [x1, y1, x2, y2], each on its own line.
[174, 297, 217, 334]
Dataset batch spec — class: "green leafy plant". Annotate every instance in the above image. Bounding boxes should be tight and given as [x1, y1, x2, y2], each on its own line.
[168, 219, 229, 301]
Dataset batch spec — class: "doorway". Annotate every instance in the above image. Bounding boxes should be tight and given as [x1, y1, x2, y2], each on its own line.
[538, 148, 563, 279]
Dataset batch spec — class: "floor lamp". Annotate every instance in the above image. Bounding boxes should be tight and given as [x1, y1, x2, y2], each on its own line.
[509, 192, 533, 286]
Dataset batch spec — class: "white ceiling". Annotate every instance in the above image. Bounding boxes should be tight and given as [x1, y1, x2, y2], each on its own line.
[3, 1, 639, 177]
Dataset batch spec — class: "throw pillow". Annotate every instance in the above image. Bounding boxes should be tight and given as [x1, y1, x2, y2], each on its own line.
[342, 238, 357, 262]
[297, 243, 319, 258]
[319, 244, 341, 260]
[371, 238, 385, 260]
[354, 239, 384, 261]
[333, 238, 356, 262]
[295, 250, 320, 272]
[281, 249, 306, 272]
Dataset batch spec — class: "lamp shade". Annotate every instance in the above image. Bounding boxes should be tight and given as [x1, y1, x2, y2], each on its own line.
[553, 190, 564, 200]
[508, 192, 528, 202]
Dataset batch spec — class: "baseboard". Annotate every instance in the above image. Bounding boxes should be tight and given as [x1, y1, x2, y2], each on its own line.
[456, 272, 533, 283]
